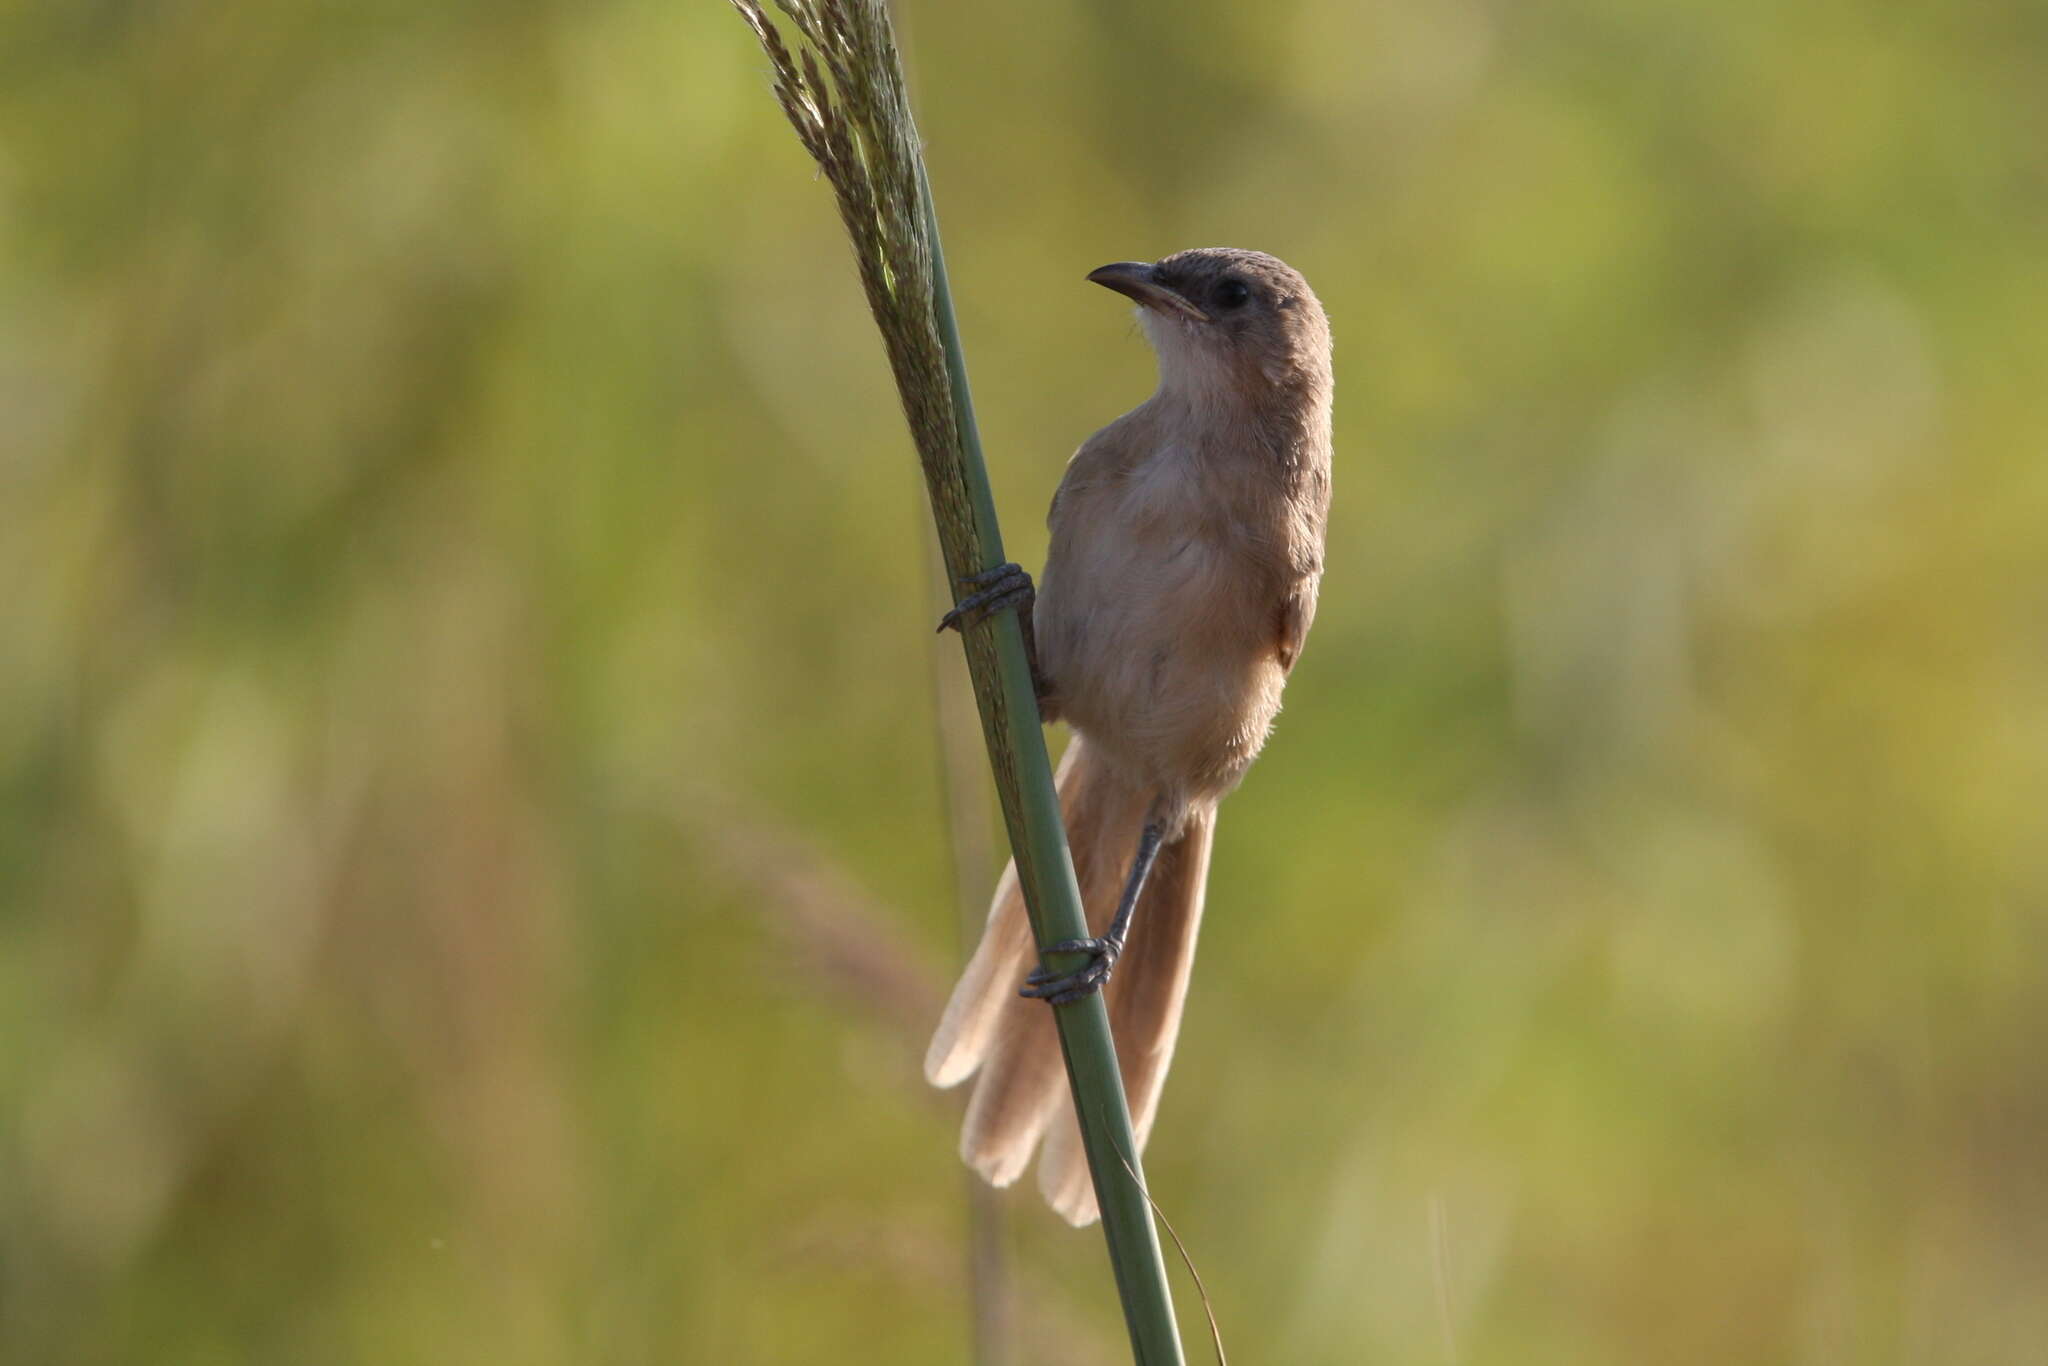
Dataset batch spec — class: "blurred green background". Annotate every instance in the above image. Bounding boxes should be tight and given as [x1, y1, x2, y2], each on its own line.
[5, 0, 2047, 1361]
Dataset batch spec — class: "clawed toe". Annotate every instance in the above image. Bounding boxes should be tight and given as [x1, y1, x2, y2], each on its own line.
[1019, 936, 1120, 1004]
[937, 563, 1034, 634]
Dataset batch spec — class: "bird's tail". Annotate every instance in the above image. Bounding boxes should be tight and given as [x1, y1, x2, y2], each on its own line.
[923, 736, 1214, 1226]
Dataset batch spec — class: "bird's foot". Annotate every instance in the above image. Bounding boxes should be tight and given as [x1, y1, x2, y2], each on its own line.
[937, 563, 1034, 634]
[1019, 936, 1121, 1005]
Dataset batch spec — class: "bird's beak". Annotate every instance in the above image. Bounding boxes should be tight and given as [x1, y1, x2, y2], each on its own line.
[1087, 261, 1211, 323]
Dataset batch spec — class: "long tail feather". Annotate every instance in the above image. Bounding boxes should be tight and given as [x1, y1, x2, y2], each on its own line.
[1037, 809, 1213, 1225]
[925, 737, 1212, 1225]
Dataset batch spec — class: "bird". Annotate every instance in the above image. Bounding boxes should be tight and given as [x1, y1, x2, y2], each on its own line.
[924, 248, 1334, 1226]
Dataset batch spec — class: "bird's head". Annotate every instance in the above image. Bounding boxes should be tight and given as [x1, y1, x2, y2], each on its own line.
[1087, 248, 1330, 398]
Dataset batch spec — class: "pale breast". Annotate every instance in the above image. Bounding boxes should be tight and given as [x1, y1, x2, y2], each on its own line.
[1036, 442, 1291, 804]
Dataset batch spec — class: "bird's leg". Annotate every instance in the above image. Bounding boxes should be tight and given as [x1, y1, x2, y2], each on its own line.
[936, 562, 1053, 711]
[1021, 820, 1165, 1006]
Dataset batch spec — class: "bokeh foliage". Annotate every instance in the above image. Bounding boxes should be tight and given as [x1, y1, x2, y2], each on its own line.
[3, 0, 2045, 1362]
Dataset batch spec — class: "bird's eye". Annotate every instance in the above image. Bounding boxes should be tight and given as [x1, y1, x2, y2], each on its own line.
[1214, 279, 1252, 310]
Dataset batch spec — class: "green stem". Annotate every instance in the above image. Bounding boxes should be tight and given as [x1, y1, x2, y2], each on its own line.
[917, 167, 1188, 1366]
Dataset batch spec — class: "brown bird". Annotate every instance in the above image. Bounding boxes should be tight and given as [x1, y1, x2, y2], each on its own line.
[926, 248, 1334, 1225]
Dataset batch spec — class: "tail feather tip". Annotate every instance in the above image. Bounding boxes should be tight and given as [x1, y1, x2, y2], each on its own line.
[964, 1139, 1033, 1190]
[923, 1040, 973, 1089]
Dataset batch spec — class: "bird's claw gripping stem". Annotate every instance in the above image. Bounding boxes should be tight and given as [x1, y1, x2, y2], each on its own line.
[1020, 936, 1123, 1006]
[936, 562, 1056, 713]
[936, 562, 1034, 634]
[1017, 821, 1164, 1007]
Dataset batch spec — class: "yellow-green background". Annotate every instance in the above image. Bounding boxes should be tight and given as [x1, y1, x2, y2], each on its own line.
[5, 0, 2045, 1361]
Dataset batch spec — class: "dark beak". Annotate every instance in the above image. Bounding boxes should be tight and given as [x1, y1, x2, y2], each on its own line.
[1086, 261, 1211, 323]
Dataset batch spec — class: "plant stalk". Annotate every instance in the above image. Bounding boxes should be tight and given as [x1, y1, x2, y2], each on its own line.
[919, 172, 1187, 1366]
[728, 4, 1187, 1356]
